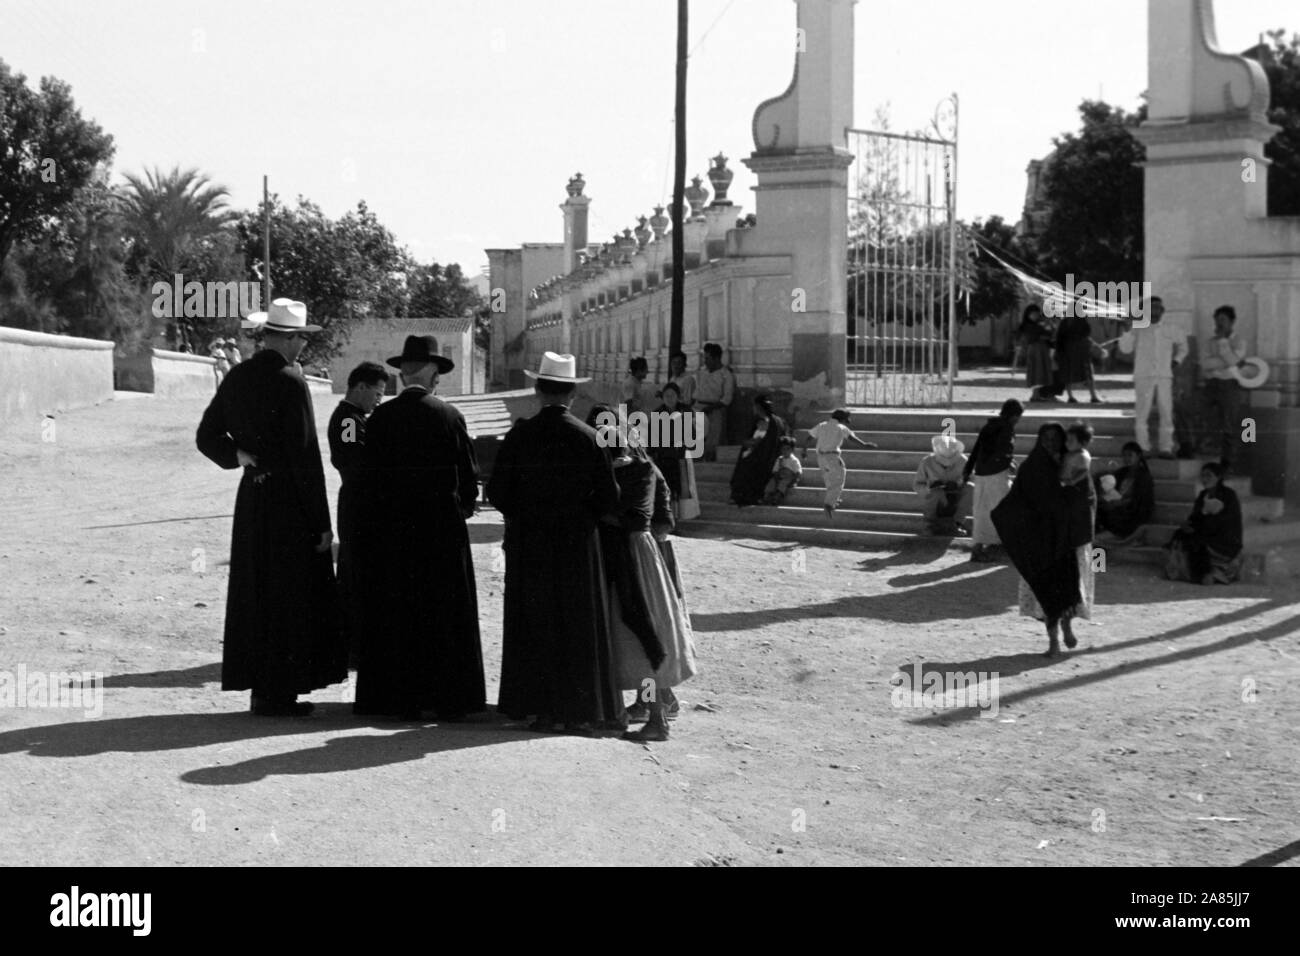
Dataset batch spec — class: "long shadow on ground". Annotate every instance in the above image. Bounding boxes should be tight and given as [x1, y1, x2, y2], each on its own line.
[181, 722, 540, 785]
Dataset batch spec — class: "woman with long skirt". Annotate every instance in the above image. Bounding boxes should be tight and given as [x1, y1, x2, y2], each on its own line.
[729, 395, 789, 506]
[1021, 304, 1056, 404]
[992, 422, 1081, 657]
[589, 411, 697, 742]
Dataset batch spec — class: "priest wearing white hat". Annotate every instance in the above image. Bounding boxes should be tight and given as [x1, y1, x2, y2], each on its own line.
[197, 298, 346, 716]
[486, 351, 625, 734]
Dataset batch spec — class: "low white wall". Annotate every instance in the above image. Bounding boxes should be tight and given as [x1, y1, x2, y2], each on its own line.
[152, 349, 218, 400]
[0, 326, 114, 427]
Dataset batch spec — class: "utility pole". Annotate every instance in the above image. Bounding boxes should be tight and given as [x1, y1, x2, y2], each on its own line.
[262, 175, 271, 310]
[669, 0, 687, 357]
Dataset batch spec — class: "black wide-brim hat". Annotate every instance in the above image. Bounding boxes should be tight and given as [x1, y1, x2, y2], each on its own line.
[388, 334, 454, 373]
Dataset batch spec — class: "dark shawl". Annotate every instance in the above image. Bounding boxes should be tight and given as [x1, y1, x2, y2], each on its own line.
[991, 443, 1081, 619]
[196, 349, 345, 695]
[1187, 484, 1243, 558]
[598, 449, 670, 670]
[353, 386, 485, 716]
[485, 404, 624, 723]
[730, 414, 788, 505]
[1096, 461, 1155, 538]
[964, 416, 1017, 480]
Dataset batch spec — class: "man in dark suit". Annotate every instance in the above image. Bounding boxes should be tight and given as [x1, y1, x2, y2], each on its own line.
[196, 299, 345, 716]
[353, 335, 486, 720]
[486, 351, 624, 735]
[328, 361, 390, 667]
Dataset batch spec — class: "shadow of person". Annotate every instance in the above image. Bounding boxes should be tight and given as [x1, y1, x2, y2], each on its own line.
[893, 652, 1059, 684]
[886, 561, 1009, 589]
[92, 662, 223, 689]
[855, 538, 954, 573]
[0, 711, 327, 759]
[181, 724, 538, 785]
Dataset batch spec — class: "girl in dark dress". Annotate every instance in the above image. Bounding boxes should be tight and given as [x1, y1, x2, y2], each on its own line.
[1056, 314, 1101, 404]
[1165, 462, 1244, 585]
[729, 395, 789, 506]
[1020, 304, 1056, 403]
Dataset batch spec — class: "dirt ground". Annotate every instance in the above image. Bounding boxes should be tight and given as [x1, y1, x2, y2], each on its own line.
[1, 393, 1298, 866]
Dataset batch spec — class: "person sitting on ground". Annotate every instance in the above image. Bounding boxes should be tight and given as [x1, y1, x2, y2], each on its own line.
[803, 408, 877, 520]
[1094, 441, 1155, 544]
[729, 395, 789, 506]
[763, 436, 803, 506]
[1165, 461, 1244, 585]
[914, 435, 969, 536]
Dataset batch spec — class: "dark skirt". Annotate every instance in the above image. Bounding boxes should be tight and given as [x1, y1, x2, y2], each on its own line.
[1025, 342, 1053, 389]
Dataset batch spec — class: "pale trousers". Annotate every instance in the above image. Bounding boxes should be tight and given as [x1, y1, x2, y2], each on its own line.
[818, 451, 847, 508]
[1134, 375, 1174, 454]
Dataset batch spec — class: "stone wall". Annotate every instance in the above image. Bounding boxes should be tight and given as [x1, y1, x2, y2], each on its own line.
[152, 349, 218, 400]
[0, 326, 114, 428]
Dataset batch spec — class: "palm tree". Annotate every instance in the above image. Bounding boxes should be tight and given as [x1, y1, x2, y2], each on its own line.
[118, 166, 237, 280]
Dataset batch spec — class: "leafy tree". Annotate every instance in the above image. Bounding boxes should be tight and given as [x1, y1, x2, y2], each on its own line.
[407, 260, 483, 318]
[119, 166, 238, 279]
[235, 197, 411, 366]
[1032, 100, 1147, 284]
[0, 59, 115, 269]
[963, 216, 1031, 323]
[1254, 29, 1300, 216]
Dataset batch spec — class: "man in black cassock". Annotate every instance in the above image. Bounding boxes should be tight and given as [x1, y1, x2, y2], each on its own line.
[328, 361, 389, 667]
[486, 351, 624, 734]
[353, 335, 485, 721]
[196, 299, 345, 716]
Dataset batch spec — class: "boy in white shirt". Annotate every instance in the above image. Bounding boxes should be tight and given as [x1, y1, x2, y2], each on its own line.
[1118, 296, 1189, 459]
[803, 409, 877, 519]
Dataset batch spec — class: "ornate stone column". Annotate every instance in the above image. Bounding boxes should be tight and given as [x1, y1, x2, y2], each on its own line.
[740, 0, 855, 422]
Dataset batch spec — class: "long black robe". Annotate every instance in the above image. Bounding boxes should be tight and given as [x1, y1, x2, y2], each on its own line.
[1175, 484, 1244, 579]
[729, 414, 788, 505]
[353, 385, 485, 716]
[991, 444, 1081, 620]
[196, 349, 345, 696]
[486, 404, 623, 724]
[328, 400, 367, 663]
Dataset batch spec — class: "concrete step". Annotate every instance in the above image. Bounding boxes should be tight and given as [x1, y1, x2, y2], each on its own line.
[790, 429, 1132, 457]
[697, 500, 949, 536]
[833, 407, 1136, 432]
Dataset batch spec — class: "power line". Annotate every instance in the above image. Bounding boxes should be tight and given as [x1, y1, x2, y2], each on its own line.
[688, 0, 738, 58]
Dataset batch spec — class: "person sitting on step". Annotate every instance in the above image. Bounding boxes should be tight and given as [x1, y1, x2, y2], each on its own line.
[762, 436, 803, 506]
[914, 435, 969, 536]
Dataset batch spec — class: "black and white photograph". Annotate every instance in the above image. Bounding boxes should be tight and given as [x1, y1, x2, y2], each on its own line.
[1, 0, 1298, 915]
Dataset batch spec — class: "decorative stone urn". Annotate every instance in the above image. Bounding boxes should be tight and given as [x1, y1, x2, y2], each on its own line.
[566, 172, 586, 197]
[707, 153, 733, 205]
[634, 215, 651, 249]
[684, 175, 710, 220]
[649, 204, 669, 240]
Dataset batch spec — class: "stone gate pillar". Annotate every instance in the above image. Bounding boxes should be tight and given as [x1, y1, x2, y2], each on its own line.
[741, 0, 855, 423]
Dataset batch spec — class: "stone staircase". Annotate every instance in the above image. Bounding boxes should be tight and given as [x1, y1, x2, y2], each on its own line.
[678, 407, 1289, 567]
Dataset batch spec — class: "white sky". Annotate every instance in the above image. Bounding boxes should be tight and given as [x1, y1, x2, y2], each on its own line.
[1, 0, 1293, 275]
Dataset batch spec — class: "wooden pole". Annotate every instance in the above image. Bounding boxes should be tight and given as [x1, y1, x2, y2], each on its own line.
[669, 0, 687, 358]
[262, 175, 271, 309]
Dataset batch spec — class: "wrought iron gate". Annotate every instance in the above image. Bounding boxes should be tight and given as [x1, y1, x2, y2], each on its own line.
[847, 96, 958, 407]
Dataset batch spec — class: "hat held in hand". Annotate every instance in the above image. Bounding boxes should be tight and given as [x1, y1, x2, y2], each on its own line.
[388, 335, 454, 373]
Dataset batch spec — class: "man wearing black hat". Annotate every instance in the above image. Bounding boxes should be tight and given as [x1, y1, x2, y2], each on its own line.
[353, 335, 486, 720]
[196, 299, 346, 716]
